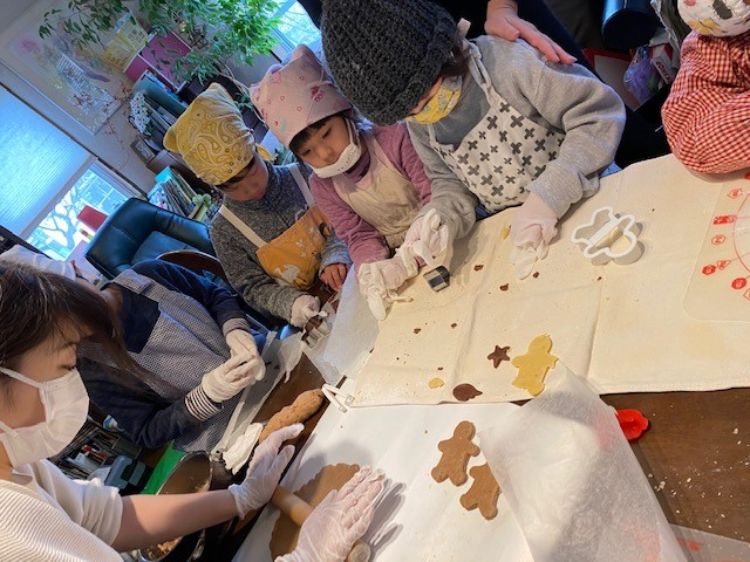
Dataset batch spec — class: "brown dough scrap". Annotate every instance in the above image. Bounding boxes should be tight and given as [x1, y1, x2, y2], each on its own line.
[259, 389, 325, 442]
[460, 464, 501, 520]
[270, 463, 360, 558]
[511, 334, 558, 396]
[431, 421, 480, 486]
[452, 383, 482, 402]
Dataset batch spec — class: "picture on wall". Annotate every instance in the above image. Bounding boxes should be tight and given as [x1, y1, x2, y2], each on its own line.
[0, 2, 134, 133]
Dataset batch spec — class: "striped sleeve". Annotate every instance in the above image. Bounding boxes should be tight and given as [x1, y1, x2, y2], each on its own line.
[184, 385, 222, 421]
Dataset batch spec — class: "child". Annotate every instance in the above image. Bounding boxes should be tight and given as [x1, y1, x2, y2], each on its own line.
[0, 264, 381, 559]
[321, 0, 625, 270]
[250, 45, 435, 294]
[661, 0, 750, 174]
[164, 83, 350, 327]
[0, 247, 265, 453]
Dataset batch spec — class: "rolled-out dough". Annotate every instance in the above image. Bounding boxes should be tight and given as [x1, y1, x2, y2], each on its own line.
[270, 463, 360, 558]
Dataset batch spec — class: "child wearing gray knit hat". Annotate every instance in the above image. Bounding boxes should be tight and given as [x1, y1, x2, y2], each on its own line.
[322, 0, 626, 280]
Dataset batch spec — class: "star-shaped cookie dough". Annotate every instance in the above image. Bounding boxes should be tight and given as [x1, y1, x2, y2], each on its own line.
[487, 345, 510, 368]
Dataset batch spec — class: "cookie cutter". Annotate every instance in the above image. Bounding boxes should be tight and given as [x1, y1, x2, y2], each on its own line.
[321, 383, 354, 413]
[571, 206, 643, 265]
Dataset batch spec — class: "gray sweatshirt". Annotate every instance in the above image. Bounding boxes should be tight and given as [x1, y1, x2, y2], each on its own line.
[408, 35, 625, 235]
[210, 161, 350, 322]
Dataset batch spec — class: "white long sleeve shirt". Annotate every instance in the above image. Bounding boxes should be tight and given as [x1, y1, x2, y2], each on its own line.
[0, 460, 123, 561]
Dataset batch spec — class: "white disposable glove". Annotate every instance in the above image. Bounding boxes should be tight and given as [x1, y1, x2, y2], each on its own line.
[201, 352, 262, 403]
[402, 209, 454, 268]
[290, 295, 320, 328]
[357, 254, 417, 321]
[228, 423, 303, 517]
[277, 467, 385, 562]
[357, 254, 414, 296]
[510, 192, 558, 250]
[225, 329, 265, 382]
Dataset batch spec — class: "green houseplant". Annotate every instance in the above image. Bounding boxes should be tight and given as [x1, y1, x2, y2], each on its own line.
[40, 0, 281, 83]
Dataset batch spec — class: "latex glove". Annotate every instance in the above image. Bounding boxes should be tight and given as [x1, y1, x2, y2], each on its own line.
[403, 209, 453, 268]
[320, 263, 348, 292]
[357, 257, 411, 296]
[357, 256, 416, 320]
[228, 423, 303, 517]
[279, 467, 385, 562]
[484, 0, 576, 64]
[225, 330, 265, 382]
[201, 352, 261, 403]
[510, 193, 559, 250]
[290, 295, 320, 328]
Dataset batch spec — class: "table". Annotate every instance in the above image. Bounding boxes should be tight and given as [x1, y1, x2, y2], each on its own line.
[219, 362, 749, 561]
[223, 156, 750, 557]
[604, 389, 750, 541]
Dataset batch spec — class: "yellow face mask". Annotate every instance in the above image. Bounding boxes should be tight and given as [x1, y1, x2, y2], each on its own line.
[408, 75, 463, 125]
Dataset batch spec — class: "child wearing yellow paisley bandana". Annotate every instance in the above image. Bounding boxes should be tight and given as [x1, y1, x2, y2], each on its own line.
[322, 0, 625, 272]
[165, 83, 351, 328]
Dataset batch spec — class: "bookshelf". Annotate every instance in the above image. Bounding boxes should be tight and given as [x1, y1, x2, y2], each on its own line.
[147, 167, 221, 224]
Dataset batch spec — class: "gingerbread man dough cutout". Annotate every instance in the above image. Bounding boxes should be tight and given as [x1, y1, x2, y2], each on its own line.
[460, 463, 501, 520]
[431, 421, 480, 486]
[511, 334, 557, 396]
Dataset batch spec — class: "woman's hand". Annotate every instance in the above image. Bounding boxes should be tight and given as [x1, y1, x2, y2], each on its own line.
[484, 0, 576, 64]
[228, 424, 304, 517]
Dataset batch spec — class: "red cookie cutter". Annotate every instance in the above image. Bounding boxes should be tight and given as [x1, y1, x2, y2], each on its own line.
[616, 408, 649, 441]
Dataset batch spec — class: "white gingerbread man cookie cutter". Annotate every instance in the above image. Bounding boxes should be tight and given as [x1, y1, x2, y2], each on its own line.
[571, 206, 644, 265]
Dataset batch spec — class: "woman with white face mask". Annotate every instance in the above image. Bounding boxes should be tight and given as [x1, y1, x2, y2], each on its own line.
[0, 265, 383, 561]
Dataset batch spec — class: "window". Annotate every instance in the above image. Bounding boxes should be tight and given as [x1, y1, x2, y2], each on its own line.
[273, 1, 321, 56]
[26, 164, 129, 260]
[0, 85, 92, 236]
[0, 85, 134, 260]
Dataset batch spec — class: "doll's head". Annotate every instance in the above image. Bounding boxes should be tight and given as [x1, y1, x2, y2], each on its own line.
[678, 0, 750, 37]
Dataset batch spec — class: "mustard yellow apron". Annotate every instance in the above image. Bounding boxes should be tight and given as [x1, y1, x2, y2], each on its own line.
[218, 165, 327, 289]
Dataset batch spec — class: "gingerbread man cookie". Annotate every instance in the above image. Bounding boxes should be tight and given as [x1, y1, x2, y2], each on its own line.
[511, 334, 557, 396]
[431, 421, 480, 486]
[460, 463, 501, 520]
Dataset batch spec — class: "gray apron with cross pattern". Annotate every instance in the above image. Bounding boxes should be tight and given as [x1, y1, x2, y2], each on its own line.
[427, 42, 565, 213]
[95, 269, 240, 452]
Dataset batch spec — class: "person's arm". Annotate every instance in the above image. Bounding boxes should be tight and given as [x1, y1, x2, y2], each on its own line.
[406, 121, 479, 240]
[211, 219, 303, 323]
[113, 424, 304, 551]
[488, 38, 625, 217]
[80, 359, 220, 450]
[311, 176, 390, 270]
[661, 34, 749, 174]
[132, 260, 250, 335]
[112, 491, 237, 551]
[484, 0, 576, 64]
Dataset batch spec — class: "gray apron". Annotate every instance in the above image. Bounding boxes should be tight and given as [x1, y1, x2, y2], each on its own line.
[110, 269, 240, 452]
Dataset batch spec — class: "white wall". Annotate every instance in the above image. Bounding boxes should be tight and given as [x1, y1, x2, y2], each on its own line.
[0, 0, 154, 192]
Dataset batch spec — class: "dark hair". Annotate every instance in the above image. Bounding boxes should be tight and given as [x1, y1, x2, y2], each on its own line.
[0, 264, 136, 374]
[439, 33, 471, 80]
[289, 109, 373, 156]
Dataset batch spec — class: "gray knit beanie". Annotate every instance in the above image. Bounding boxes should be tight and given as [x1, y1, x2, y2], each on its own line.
[321, 0, 458, 125]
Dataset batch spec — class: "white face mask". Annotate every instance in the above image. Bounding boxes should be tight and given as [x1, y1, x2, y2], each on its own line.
[311, 119, 362, 178]
[0, 367, 89, 467]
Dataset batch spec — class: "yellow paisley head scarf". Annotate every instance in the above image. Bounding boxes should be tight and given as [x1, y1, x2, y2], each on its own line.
[164, 83, 254, 185]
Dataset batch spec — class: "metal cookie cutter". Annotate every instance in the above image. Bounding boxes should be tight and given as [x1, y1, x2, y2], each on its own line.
[571, 206, 644, 265]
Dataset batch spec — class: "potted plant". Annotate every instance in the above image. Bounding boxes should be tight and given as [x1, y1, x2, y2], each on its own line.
[40, 0, 281, 84]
